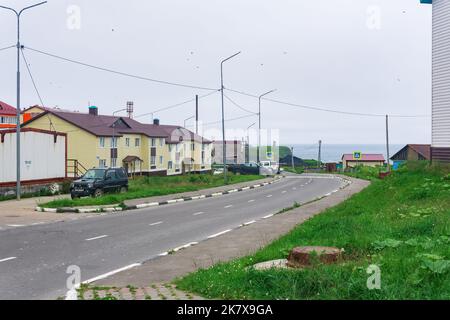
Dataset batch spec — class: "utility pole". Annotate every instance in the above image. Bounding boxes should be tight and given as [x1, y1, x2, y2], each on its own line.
[318, 140, 322, 170]
[386, 114, 391, 172]
[257, 89, 276, 164]
[291, 147, 295, 172]
[246, 123, 256, 163]
[0, 1, 47, 200]
[220, 52, 241, 184]
[195, 95, 199, 135]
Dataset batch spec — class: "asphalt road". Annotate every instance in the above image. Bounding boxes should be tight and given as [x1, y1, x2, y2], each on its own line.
[0, 174, 345, 300]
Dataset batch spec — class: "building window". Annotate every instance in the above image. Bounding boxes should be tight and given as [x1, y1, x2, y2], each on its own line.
[191, 143, 195, 151]
[125, 138, 130, 147]
[99, 137, 105, 148]
[168, 144, 173, 152]
[151, 156, 156, 166]
[151, 138, 156, 147]
[168, 161, 173, 170]
[159, 138, 164, 147]
[202, 151, 205, 165]
[159, 156, 163, 165]
[111, 158, 117, 168]
[99, 159, 106, 168]
[135, 138, 140, 147]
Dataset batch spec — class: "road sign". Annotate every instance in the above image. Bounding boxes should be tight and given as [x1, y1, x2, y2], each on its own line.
[353, 151, 362, 160]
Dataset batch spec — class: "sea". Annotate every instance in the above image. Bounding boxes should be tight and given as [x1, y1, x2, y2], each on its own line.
[287, 144, 404, 163]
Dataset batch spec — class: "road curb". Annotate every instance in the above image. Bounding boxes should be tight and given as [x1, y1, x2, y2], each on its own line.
[36, 176, 284, 213]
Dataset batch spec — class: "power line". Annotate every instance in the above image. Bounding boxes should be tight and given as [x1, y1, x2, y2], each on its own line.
[20, 48, 56, 131]
[223, 93, 258, 115]
[23, 46, 220, 92]
[134, 90, 220, 119]
[224, 87, 431, 119]
[0, 44, 15, 52]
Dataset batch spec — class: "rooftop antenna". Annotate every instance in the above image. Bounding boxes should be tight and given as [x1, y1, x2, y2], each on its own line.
[127, 101, 134, 119]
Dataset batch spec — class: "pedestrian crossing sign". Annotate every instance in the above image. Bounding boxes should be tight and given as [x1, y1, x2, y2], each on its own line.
[353, 151, 362, 160]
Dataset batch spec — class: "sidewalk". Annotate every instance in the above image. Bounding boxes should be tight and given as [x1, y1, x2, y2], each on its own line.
[82, 176, 369, 300]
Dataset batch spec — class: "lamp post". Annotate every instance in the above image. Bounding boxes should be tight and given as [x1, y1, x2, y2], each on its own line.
[0, 1, 47, 200]
[246, 123, 256, 163]
[257, 89, 276, 164]
[111, 108, 126, 168]
[220, 52, 241, 184]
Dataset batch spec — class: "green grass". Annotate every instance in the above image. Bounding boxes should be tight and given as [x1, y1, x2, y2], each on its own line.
[281, 166, 304, 174]
[175, 162, 450, 300]
[41, 173, 263, 208]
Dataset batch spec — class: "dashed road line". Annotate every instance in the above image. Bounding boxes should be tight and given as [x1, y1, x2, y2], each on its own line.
[193, 212, 205, 216]
[85, 235, 108, 241]
[243, 220, 256, 226]
[281, 190, 287, 194]
[81, 263, 141, 285]
[263, 214, 274, 219]
[0, 257, 16, 263]
[266, 195, 273, 198]
[224, 205, 233, 209]
[248, 199, 255, 203]
[149, 221, 163, 226]
[6, 224, 25, 227]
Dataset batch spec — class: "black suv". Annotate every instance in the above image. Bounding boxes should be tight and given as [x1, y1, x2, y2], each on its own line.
[70, 168, 128, 199]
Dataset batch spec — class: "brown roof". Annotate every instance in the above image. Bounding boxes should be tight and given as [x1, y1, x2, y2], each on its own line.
[24, 107, 211, 143]
[408, 144, 431, 160]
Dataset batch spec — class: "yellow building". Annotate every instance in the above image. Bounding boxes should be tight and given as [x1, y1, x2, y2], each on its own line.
[23, 106, 212, 177]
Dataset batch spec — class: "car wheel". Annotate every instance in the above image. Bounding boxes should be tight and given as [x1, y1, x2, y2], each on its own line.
[119, 186, 128, 194]
[71, 194, 78, 200]
[93, 189, 103, 198]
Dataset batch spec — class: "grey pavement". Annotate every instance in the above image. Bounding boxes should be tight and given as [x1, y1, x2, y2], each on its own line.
[0, 174, 363, 300]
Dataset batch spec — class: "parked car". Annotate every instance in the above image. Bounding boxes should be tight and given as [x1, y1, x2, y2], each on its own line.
[70, 167, 128, 199]
[227, 162, 260, 175]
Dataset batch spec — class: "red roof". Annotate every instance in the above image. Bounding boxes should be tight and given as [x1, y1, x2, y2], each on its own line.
[342, 154, 385, 162]
[0, 101, 17, 116]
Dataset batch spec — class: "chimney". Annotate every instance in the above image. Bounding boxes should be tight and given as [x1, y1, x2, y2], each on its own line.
[89, 106, 98, 116]
[153, 118, 160, 125]
[126, 101, 134, 118]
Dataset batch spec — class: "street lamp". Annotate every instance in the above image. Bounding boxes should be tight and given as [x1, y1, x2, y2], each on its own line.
[0, 1, 47, 200]
[220, 52, 241, 184]
[257, 89, 276, 164]
[111, 109, 127, 168]
[246, 123, 256, 163]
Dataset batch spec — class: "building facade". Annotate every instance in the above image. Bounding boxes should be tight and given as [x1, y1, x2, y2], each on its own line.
[421, 0, 450, 161]
[0, 101, 18, 130]
[341, 154, 385, 170]
[23, 106, 212, 177]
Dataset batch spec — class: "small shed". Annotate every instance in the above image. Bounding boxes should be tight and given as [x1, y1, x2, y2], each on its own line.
[390, 144, 431, 170]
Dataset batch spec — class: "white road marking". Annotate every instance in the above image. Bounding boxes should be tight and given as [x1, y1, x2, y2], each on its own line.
[248, 199, 255, 203]
[293, 187, 297, 190]
[263, 214, 274, 219]
[208, 229, 232, 239]
[81, 263, 141, 285]
[85, 235, 108, 241]
[149, 221, 163, 226]
[224, 205, 233, 208]
[173, 242, 199, 252]
[0, 257, 16, 263]
[159, 252, 169, 257]
[281, 190, 287, 194]
[193, 212, 205, 216]
[243, 220, 256, 226]
[7, 224, 25, 227]
[266, 195, 273, 198]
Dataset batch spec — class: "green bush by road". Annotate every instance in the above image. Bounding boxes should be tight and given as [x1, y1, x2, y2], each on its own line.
[176, 163, 450, 299]
[41, 173, 263, 209]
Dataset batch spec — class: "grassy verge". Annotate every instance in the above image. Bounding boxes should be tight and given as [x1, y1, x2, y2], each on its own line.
[175, 163, 450, 299]
[41, 173, 263, 208]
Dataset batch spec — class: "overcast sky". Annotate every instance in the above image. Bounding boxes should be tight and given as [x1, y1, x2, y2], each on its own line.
[0, 0, 432, 144]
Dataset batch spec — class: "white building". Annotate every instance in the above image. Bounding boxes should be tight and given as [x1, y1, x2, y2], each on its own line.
[422, 0, 450, 161]
[0, 128, 67, 187]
